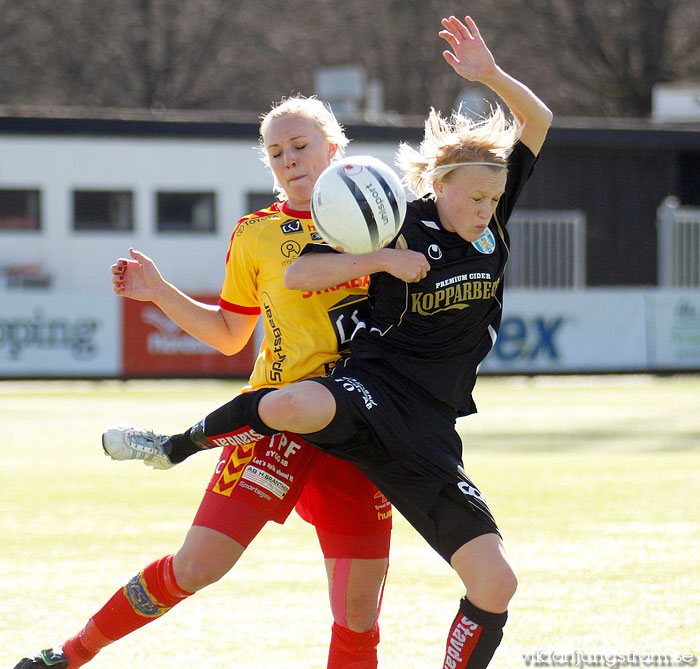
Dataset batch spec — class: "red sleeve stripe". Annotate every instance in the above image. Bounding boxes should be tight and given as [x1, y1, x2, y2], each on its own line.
[218, 297, 261, 315]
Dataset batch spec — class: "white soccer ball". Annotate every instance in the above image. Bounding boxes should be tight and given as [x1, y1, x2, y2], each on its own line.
[310, 155, 407, 254]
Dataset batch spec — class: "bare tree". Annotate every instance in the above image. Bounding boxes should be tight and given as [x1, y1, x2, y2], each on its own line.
[1, 0, 698, 117]
[488, 0, 700, 116]
[1, 0, 267, 109]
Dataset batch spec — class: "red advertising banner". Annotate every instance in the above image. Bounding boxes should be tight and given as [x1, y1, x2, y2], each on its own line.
[121, 296, 257, 378]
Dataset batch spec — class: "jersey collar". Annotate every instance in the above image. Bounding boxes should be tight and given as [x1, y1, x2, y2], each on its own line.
[282, 201, 311, 218]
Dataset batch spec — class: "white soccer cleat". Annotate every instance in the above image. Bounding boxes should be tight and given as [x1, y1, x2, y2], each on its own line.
[102, 424, 175, 470]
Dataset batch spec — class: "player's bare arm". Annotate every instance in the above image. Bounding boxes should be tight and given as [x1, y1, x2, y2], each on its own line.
[284, 247, 430, 291]
[439, 15, 553, 155]
[111, 248, 256, 356]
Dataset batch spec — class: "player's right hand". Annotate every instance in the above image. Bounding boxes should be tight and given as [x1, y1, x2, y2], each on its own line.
[376, 248, 431, 283]
[110, 248, 165, 301]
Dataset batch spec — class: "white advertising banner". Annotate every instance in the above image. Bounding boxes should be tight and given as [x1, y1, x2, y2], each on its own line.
[1, 288, 698, 376]
[0, 292, 120, 376]
[646, 290, 700, 369]
[481, 289, 648, 373]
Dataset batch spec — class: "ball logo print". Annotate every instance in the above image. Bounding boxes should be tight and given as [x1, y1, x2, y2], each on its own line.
[342, 163, 363, 177]
[311, 155, 407, 255]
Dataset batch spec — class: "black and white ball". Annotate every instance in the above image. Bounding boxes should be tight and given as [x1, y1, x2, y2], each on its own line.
[311, 156, 406, 254]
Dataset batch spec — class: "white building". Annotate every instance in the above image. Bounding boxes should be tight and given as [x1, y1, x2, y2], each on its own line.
[0, 108, 412, 377]
[0, 108, 405, 295]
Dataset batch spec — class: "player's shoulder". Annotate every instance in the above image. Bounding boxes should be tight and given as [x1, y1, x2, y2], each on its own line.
[393, 196, 441, 247]
[233, 202, 312, 240]
[232, 202, 286, 238]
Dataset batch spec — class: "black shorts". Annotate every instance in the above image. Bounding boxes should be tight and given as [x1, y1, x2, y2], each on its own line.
[302, 357, 500, 562]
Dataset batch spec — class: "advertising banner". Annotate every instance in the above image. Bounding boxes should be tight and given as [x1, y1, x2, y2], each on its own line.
[481, 289, 648, 373]
[2, 288, 697, 377]
[0, 293, 120, 376]
[121, 296, 257, 378]
[646, 290, 700, 369]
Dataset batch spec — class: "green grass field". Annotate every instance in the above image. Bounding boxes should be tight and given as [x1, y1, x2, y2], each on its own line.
[1, 376, 698, 668]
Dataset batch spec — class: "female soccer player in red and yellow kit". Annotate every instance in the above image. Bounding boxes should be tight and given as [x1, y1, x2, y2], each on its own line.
[14, 99, 428, 669]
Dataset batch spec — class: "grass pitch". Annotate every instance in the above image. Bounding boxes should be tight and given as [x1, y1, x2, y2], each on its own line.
[1, 375, 698, 668]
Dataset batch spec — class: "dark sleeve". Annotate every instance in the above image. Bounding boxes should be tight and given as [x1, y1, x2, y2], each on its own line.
[299, 241, 340, 256]
[496, 141, 538, 226]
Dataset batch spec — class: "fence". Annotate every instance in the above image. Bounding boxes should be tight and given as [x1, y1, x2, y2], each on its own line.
[657, 196, 700, 287]
[506, 209, 586, 288]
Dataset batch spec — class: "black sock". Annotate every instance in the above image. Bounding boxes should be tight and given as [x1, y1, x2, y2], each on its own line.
[166, 388, 278, 464]
[443, 597, 507, 668]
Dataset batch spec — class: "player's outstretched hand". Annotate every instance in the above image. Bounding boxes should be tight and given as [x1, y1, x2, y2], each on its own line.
[110, 248, 165, 301]
[439, 15, 497, 83]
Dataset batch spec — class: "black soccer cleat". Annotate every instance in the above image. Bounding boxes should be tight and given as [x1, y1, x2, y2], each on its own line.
[13, 648, 68, 668]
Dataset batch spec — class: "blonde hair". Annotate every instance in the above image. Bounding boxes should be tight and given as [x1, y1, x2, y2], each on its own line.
[396, 106, 521, 196]
[259, 96, 350, 200]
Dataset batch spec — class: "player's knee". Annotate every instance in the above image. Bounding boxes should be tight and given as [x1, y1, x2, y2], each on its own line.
[264, 384, 331, 432]
[474, 563, 517, 612]
[342, 592, 380, 632]
[172, 552, 230, 592]
[262, 386, 307, 426]
[493, 563, 518, 605]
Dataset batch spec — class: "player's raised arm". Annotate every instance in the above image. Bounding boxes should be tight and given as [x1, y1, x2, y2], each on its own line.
[439, 15, 553, 155]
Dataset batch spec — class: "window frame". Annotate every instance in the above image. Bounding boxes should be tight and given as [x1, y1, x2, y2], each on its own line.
[0, 188, 42, 231]
[156, 190, 217, 234]
[72, 189, 134, 232]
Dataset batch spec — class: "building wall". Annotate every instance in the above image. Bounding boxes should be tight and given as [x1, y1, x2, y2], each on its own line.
[520, 144, 680, 286]
[2, 114, 699, 377]
[2, 115, 699, 293]
[0, 132, 401, 295]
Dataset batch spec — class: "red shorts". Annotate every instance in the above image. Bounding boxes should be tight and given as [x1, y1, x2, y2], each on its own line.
[191, 432, 392, 558]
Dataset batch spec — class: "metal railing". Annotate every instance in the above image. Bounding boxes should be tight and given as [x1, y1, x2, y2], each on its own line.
[506, 209, 587, 288]
[657, 196, 700, 287]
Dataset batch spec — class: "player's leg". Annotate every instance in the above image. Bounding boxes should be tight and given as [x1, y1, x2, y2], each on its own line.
[177, 381, 336, 455]
[296, 454, 392, 669]
[325, 558, 389, 632]
[324, 557, 389, 669]
[104, 382, 337, 467]
[17, 529, 249, 669]
[326, 382, 514, 669]
[376, 482, 513, 669]
[13, 448, 272, 669]
[451, 533, 517, 614]
[442, 534, 516, 669]
[257, 380, 337, 433]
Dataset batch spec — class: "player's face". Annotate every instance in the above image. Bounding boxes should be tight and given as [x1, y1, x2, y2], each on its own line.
[434, 167, 507, 242]
[263, 114, 337, 209]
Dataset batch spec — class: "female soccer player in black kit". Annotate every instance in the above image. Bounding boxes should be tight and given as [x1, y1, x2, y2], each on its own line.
[67, 14, 547, 668]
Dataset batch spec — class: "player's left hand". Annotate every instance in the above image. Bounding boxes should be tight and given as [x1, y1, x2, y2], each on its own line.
[439, 15, 497, 83]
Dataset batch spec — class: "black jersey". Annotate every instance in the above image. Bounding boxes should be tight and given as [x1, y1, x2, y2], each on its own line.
[350, 141, 538, 414]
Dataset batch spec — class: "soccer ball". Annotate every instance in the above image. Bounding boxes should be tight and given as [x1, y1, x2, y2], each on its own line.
[310, 156, 407, 254]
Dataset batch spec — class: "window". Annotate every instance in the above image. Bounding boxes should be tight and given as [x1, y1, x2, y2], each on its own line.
[0, 189, 41, 230]
[157, 192, 216, 233]
[73, 190, 133, 231]
[247, 192, 275, 216]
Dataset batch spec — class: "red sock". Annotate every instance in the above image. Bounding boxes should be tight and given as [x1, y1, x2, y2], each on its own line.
[62, 555, 192, 668]
[326, 622, 379, 669]
[442, 597, 507, 669]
